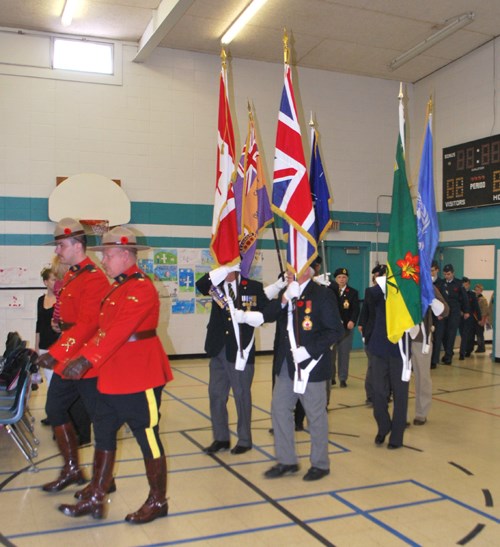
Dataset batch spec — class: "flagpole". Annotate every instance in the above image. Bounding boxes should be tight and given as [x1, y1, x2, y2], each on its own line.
[309, 112, 327, 276]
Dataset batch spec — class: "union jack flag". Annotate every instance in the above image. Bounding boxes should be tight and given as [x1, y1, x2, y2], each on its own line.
[272, 64, 317, 277]
[233, 113, 273, 278]
[210, 61, 240, 266]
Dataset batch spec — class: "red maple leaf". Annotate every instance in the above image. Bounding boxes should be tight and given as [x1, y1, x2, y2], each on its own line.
[396, 251, 420, 284]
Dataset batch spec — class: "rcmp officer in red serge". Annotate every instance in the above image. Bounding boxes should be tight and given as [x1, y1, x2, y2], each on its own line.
[57, 227, 173, 524]
[264, 265, 344, 481]
[36, 217, 110, 493]
[196, 263, 268, 455]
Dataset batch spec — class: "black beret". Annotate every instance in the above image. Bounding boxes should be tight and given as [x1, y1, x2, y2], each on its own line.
[443, 264, 454, 273]
[334, 267, 349, 277]
[462, 276, 470, 283]
[372, 264, 387, 276]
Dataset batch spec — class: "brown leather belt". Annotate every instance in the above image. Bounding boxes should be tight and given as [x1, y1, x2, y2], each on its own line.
[59, 321, 76, 331]
[127, 329, 157, 342]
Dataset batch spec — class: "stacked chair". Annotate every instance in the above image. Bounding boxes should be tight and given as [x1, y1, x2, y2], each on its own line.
[0, 333, 40, 471]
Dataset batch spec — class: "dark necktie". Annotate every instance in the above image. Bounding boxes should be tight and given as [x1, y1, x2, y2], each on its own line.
[228, 283, 236, 303]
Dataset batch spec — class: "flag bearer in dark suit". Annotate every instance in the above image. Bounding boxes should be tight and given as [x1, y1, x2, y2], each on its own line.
[360, 273, 409, 449]
[264, 266, 344, 481]
[196, 263, 268, 455]
[331, 267, 360, 388]
[37, 218, 110, 493]
[58, 227, 173, 524]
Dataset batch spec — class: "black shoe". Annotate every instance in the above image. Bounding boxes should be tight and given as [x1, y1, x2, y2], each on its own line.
[264, 463, 299, 478]
[387, 443, 401, 449]
[331, 380, 336, 386]
[295, 423, 304, 432]
[413, 418, 427, 426]
[431, 363, 437, 369]
[268, 428, 274, 435]
[230, 445, 252, 455]
[442, 358, 452, 365]
[465, 352, 471, 357]
[203, 440, 230, 454]
[340, 380, 347, 388]
[375, 434, 385, 445]
[41, 417, 51, 426]
[459, 355, 465, 361]
[303, 467, 330, 481]
[476, 348, 485, 353]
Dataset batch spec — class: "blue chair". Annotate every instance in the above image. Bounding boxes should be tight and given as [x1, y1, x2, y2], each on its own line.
[0, 349, 39, 471]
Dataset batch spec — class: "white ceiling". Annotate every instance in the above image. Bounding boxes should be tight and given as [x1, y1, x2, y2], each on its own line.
[0, 0, 498, 83]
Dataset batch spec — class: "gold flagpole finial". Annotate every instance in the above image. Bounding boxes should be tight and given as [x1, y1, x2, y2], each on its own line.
[221, 47, 227, 69]
[283, 28, 289, 65]
[398, 81, 404, 100]
[309, 111, 315, 127]
[428, 95, 433, 115]
[247, 100, 254, 122]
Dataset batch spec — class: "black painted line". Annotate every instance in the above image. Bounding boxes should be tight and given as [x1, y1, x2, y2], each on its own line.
[448, 461, 474, 476]
[0, 533, 17, 547]
[181, 430, 335, 547]
[457, 523, 486, 545]
[482, 489, 493, 507]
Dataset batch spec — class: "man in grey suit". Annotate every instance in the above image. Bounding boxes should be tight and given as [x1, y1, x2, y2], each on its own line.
[264, 266, 344, 481]
[196, 263, 268, 455]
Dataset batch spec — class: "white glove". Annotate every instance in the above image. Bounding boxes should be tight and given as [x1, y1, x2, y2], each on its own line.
[233, 309, 245, 323]
[242, 311, 264, 327]
[430, 298, 445, 317]
[209, 263, 240, 285]
[264, 277, 287, 299]
[292, 346, 311, 363]
[284, 281, 300, 302]
[313, 273, 331, 287]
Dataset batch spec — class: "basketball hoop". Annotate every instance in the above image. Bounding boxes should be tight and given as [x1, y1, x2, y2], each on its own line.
[80, 219, 109, 236]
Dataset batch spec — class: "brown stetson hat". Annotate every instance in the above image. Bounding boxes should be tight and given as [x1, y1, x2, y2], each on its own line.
[90, 226, 150, 251]
[44, 217, 86, 245]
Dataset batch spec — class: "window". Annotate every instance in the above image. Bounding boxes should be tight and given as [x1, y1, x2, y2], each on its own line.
[52, 38, 113, 75]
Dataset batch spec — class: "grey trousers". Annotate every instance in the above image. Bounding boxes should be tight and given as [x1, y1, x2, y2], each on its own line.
[271, 361, 330, 470]
[208, 347, 254, 447]
[332, 329, 353, 382]
[411, 341, 432, 420]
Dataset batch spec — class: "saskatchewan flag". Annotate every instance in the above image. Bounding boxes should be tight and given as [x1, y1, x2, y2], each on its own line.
[386, 92, 422, 344]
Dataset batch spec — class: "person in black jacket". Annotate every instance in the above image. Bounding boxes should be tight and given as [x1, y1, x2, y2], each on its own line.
[263, 266, 344, 481]
[196, 263, 268, 455]
[458, 277, 481, 359]
[441, 264, 470, 364]
[331, 267, 360, 388]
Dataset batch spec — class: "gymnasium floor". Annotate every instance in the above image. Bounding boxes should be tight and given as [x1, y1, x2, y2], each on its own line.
[1, 348, 499, 546]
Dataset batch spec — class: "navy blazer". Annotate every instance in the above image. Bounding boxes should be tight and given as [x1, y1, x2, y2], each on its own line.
[265, 280, 344, 382]
[196, 273, 267, 363]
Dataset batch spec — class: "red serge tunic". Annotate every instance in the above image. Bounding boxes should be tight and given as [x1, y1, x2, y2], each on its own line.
[50, 257, 110, 379]
[80, 264, 173, 395]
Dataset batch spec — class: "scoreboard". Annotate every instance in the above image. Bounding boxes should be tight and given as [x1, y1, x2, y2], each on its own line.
[442, 134, 500, 210]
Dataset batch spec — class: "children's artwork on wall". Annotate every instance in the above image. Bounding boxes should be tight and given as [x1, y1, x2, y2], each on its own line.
[0, 267, 29, 285]
[0, 293, 24, 308]
[138, 247, 263, 315]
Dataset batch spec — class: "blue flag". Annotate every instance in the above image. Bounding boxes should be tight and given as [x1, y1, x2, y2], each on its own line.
[309, 128, 332, 242]
[416, 105, 439, 315]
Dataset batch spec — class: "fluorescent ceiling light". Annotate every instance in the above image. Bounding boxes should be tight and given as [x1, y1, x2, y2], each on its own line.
[389, 12, 475, 71]
[61, 0, 78, 27]
[221, 0, 268, 45]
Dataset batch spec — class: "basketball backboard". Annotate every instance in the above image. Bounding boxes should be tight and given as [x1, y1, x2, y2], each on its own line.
[48, 173, 131, 226]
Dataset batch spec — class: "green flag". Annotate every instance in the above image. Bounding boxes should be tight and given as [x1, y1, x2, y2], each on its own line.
[386, 93, 422, 343]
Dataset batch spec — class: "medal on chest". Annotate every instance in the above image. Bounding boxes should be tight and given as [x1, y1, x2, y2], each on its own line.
[302, 300, 313, 330]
